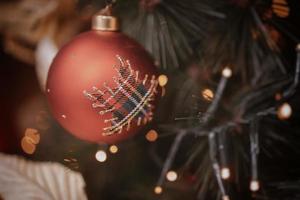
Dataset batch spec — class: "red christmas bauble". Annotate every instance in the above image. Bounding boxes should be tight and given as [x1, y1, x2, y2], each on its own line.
[46, 16, 159, 144]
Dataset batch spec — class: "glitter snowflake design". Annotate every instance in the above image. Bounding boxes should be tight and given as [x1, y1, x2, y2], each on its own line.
[83, 56, 158, 136]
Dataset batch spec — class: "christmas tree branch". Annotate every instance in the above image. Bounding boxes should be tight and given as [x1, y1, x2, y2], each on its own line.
[217, 127, 229, 170]
[156, 130, 187, 187]
[250, 7, 286, 74]
[282, 45, 300, 98]
[208, 131, 228, 199]
[200, 73, 229, 123]
[250, 117, 260, 184]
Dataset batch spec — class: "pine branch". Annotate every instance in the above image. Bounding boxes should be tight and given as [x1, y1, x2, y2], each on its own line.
[282, 45, 300, 98]
[208, 131, 228, 199]
[156, 130, 187, 187]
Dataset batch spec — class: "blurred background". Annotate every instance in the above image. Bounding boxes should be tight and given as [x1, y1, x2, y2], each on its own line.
[1, 0, 300, 200]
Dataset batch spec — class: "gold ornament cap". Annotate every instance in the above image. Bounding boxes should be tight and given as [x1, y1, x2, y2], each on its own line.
[92, 5, 119, 31]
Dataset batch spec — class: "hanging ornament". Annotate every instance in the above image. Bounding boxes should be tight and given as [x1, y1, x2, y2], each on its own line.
[46, 6, 159, 144]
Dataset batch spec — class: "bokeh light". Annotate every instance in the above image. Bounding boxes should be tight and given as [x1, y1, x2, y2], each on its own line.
[250, 180, 260, 192]
[154, 186, 163, 194]
[109, 145, 118, 154]
[25, 128, 40, 144]
[95, 150, 107, 162]
[146, 129, 158, 142]
[166, 170, 178, 182]
[221, 167, 230, 180]
[222, 67, 232, 78]
[222, 195, 230, 200]
[277, 102, 292, 120]
[158, 74, 168, 87]
[202, 88, 214, 101]
[21, 137, 36, 154]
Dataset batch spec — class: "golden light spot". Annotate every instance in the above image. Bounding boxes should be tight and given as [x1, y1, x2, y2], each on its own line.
[277, 103, 292, 120]
[158, 75, 168, 87]
[221, 167, 230, 180]
[146, 130, 158, 142]
[154, 186, 162, 194]
[109, 145, 118, 154]
[222, 67, 232, 78]
[166, 170, 178, 182]
[250, 180, 260, 192]
[202, 89, 214, 101]
[21, 137, 36, 154]
[25, 128, 40, 145]
[95, 150, 107, 162]
[222, 195, 230, 200]
[272, 0, 289, 18]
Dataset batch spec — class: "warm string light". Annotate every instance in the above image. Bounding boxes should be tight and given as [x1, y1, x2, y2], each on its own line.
[221, 167, 230, 180]
[250, 180, 260, 192]
[25, 128, 40, 144]
[277, 102, 292, 120]
[95, 150, 107, 162]
[154, 186, 163, 194]
[21, 137, 36, 154]
[145, 129, 158, 142]
[222, 195, 230, 200]
[202, 88, 214, 101]
[158, 74, 168, 96]
[272, 0, 289, 18]
[222, 67, 232, 78]
[158, 74, 168, 87]
[21, 128, 40, 155]
[166, 170, 178, 182]
[109, 145, 118, 154]
[153, 43, 300, 199]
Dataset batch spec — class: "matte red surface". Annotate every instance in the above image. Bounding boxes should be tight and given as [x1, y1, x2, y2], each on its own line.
[46, 31, 157, 144]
